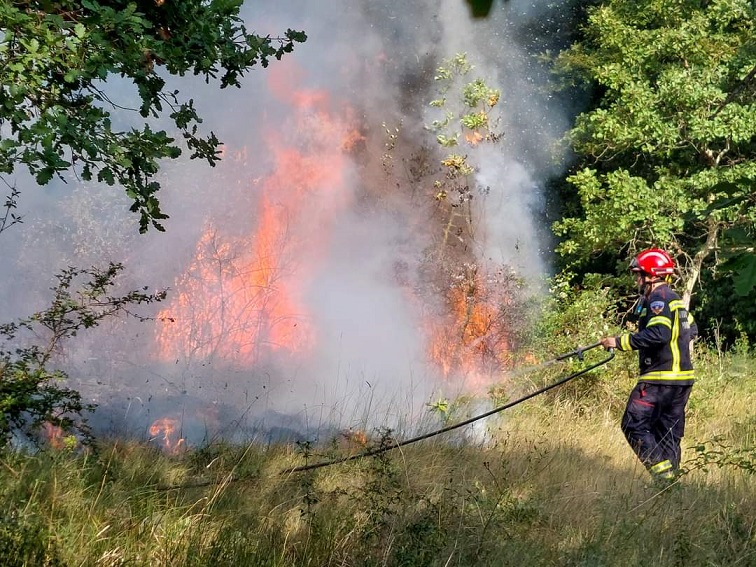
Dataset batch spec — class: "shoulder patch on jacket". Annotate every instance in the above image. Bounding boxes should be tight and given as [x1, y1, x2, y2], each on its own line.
[650, 300, 665, 314]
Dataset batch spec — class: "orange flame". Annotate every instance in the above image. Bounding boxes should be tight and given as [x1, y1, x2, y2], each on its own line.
[154, 59, 512, 395]
[156, 63, 360, 366]
[149, 417, 186, 454]
[41, 422, 68, 450]
[464, 130, 484, 146]
[424, 268, 510, 391]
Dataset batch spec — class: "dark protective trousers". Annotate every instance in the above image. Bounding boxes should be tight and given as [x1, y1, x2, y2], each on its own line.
[621, 382, 693, 470]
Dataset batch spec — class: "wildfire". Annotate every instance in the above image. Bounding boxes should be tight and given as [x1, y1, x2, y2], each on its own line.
[149, 417, 186, 454]
[156, 62, 360, 366]
[41, 422, 68, 450]
[464, 130, 484, 145]
[424, 267, 510, 391]
[339, 428, 368, 450]
[154, 59, 512, 396]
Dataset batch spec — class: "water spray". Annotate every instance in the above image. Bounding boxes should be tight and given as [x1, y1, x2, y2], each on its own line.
[280, 343, 614, 474]
[154, 343, 614, 490]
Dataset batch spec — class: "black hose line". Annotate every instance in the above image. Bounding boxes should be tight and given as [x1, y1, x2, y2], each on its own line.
[280, 344, 615, 475]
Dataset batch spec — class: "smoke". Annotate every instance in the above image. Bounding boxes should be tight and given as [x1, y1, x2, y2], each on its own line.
[0, 0, 575, 447]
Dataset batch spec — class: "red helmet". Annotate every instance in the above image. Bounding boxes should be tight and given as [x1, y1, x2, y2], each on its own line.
[630, 248, 675, 276]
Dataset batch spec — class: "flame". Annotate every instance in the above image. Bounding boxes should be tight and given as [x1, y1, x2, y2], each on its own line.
[424, 267, 511, 391]
[464, 130, 484, 145]
[156, 63, 360, 365]
[153, 59, 512, 395]
[41, 422, 68, 450]
[149, 417, 186, 454]
[339, 428, 368, 448]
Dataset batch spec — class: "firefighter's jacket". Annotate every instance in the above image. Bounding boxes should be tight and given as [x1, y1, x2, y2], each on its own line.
[614, 283, 696, 385]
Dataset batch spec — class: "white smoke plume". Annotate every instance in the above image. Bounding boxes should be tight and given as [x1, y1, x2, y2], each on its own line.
[0, 0, 574, 447]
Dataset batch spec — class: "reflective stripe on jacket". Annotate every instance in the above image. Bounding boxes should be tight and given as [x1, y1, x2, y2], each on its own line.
[614, 284, 695, 385]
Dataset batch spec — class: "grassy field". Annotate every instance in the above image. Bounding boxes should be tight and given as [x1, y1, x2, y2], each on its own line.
[1, 347, 753, 566]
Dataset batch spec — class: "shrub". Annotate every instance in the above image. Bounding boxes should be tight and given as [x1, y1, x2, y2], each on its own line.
[0, 263, 164, 447]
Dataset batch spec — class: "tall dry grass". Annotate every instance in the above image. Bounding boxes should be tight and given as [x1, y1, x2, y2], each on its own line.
[0, 347, 753, 566]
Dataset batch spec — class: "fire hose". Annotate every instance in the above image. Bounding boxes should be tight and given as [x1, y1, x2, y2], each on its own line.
[154, 343, 614, 490]
[280, 342, 615, 475]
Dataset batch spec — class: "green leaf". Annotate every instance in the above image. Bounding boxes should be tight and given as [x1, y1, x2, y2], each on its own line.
[552, 0, 756, 308]
[732, 254, 756, 296]
[97, 167, 115, 185]
[35, 168, 54, 185]
[0, 0, 306, 232]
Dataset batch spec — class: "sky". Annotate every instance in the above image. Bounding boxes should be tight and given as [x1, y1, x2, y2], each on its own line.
[0, 0, 578, 448]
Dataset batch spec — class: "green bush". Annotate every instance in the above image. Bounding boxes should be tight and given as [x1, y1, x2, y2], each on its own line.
[0, 512, 62, 567]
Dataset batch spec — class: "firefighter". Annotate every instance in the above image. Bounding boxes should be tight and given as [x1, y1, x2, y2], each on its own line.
[600, 248, 697, 483]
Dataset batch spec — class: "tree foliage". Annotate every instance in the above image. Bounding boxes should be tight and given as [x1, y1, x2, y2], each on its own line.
[0, 0, 306, 232]
[553, 0, 756, 302]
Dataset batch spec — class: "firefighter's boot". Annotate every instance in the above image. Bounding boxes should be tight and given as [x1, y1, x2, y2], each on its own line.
[648, 459, 676, 487]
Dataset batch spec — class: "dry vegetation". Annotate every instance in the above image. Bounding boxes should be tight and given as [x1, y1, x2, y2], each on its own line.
[0, 347, 753, 566]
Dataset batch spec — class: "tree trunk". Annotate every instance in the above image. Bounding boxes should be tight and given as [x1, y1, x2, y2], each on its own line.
[682, 219, 720, 310]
